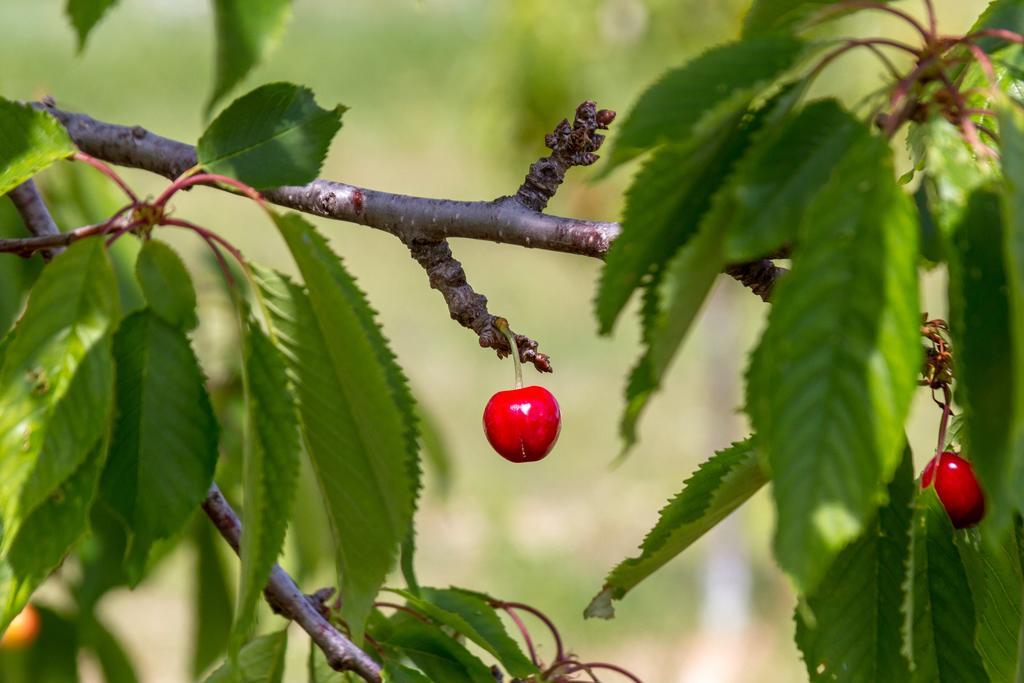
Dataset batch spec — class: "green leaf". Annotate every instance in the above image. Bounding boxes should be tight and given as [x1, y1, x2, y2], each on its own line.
[956, 526, 1023, 682]
[596, 108, 754, 333]
[206, 629, 288, 683]
[0, 443, 106, 632]
[0, 98, 75, 196]
[722, 98, 871, 262]
[417, 403, 453, 499]
[207, 0, 293, 116]
[231, 316, 301, 653]
[586, 437, 767, 618]
[998, 104, 1024, 524]
[947, 189, 1017, 536]
[192, 519, 235, 679]
[382, 662, 432, 683]
[135, 240, 198, 332]
[743, 0, 890, 36]
[380, 614, 493, 683]
[389, 588, 537, 678]
[903, 488, 988, 682]
[79, 615, 140, 683]
[198, 82, 344, 189]
[747, 134, 920, 593]
[796, 446, 914, 682]
[253, 217, 419, 643]
[0, 200, 43, 335]
[0, 238, 118, 559]
[101, 310, 219, 582]
[603, 34, 805, 170]
[618, 222, 726, 454]
[65, 0, 119, 51]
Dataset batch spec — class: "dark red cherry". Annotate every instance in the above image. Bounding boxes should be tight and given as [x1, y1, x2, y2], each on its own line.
[483, 385, 561, 463]
[921, 451, 985, 529]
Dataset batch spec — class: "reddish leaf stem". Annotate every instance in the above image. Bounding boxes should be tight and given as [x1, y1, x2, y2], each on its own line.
[72, 151, 139, 202]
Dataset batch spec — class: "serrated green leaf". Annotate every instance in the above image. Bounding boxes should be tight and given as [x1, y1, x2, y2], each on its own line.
[380, 614, 493, 683]
[743, 0, 892, 36]
[192, 517, 235, 679]
[65, 0, 119, 51]
[389, 587, 537, 678]
[79, 614, 139, 683]
[796, 446, 914, 682]
[199, 83, 344, 189]
[0, 98, 75, 196]
[596, 109, 753, 334]
[0, 238, 118, 559]
[252, 218, 419, 643]
[207, 0, 293, 116]
[618, 221, 726, 454]
[101, 310, 218, 582]
[999, 104, 1024, 523]
[947, 189, 1017, 536]
[231, 315, 300, 654]
[603, 34, 805, 170]
[747, 134, 920, 593]
[956, 526, 1023, 682]
[382, 662, 432, 683]
[135, 240, 198, 332]
[0, 442, 106, 633]
[903, 488, 988, 682]
[586, 437, 767, 618]
[206, 629, 288, 683]
[722, 98, 871, 262]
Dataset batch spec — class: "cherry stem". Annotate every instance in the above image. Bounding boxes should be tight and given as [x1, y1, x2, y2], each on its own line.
[72, 152, 139, 203]
[500, 605, 540, 666]
[922, 0, 937, 38]
[153, 172, 266, 210]
[496, 600, 564, 662]
[558, 661, 644, 683]
[935, 384, 953, 457]
[494, 317, 523, 389]
[813, 2, 932, 42]
[372, 601, 432, 624]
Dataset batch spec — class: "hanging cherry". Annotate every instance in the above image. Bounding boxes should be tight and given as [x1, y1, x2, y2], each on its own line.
[483, 318, 561, 463]
[921, 451, 985, 529]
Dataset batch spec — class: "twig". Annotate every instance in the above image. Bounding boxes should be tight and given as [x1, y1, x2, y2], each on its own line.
[6, 180, 62, 259]
[201, 484, 382, 683]
[725, 259, 786, 302]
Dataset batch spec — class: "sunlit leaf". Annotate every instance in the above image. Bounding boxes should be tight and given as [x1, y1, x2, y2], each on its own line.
[135, 239, 198, 332]
[0, 98, 75, 196]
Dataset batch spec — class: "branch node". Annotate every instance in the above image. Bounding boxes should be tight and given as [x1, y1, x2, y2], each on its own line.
[513, 101, 616, 212]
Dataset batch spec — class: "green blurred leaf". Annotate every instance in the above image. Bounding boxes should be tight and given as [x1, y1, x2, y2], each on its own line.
[79, 614, 139, 683]
[902, 488, 988, 681]
[0, 442, 106, 631]
[999, 104, 1024, 531]
[73, 504, 130, 613]
[389, 588, 537, 678]
[65, 0, 119, 51]
[721, 98, 871, 262]
[0, 98, 75, 196]
[416, 403, 452, 499]
[747, 135, 920, 593]
[207, 0, 293, 116]
[0, 200, 43, 335]
[796, 447, 914, 682]
[956, 526, 1023, 682]
[192, 518, 234, 679]
[596, 109, 753, 334]
[382, 662, 432, 683]
[231, 315, 300, 653]
[206, 629, 288, 683]
[101, 310, 218, 582]
[743, 0, 891, 36]
[380, 614, 493, 683]
[253, 216, 419, 643]
[603, 34, 805, 170]
[586, 437, 767, 618]
[0, 238, 118, 559]
[135, 240, 198, 332]
[198, 83, 344, 189]
[947, 189, 1017, 536]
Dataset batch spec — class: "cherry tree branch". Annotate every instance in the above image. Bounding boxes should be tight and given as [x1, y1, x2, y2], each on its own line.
[201, 484, 382, 683]
[7, 180, 63, 259]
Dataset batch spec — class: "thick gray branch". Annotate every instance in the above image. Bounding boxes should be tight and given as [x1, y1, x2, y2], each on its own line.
[201, 484, 382, 683]
[7, 180, 62, 259]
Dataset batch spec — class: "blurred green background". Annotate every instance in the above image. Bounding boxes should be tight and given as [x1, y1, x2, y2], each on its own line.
[0, 1, 994, 680]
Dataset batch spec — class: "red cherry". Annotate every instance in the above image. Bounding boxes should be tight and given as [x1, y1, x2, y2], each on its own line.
[920, 451, 985, 529]
[483, 385, 561, 463]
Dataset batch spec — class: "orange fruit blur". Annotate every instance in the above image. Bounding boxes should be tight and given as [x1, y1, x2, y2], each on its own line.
[0, 604, 40, 649]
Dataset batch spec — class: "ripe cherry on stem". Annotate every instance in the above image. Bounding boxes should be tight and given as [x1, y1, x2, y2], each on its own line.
[919, 386, 985, 529]
[483, 318, 561, 463]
